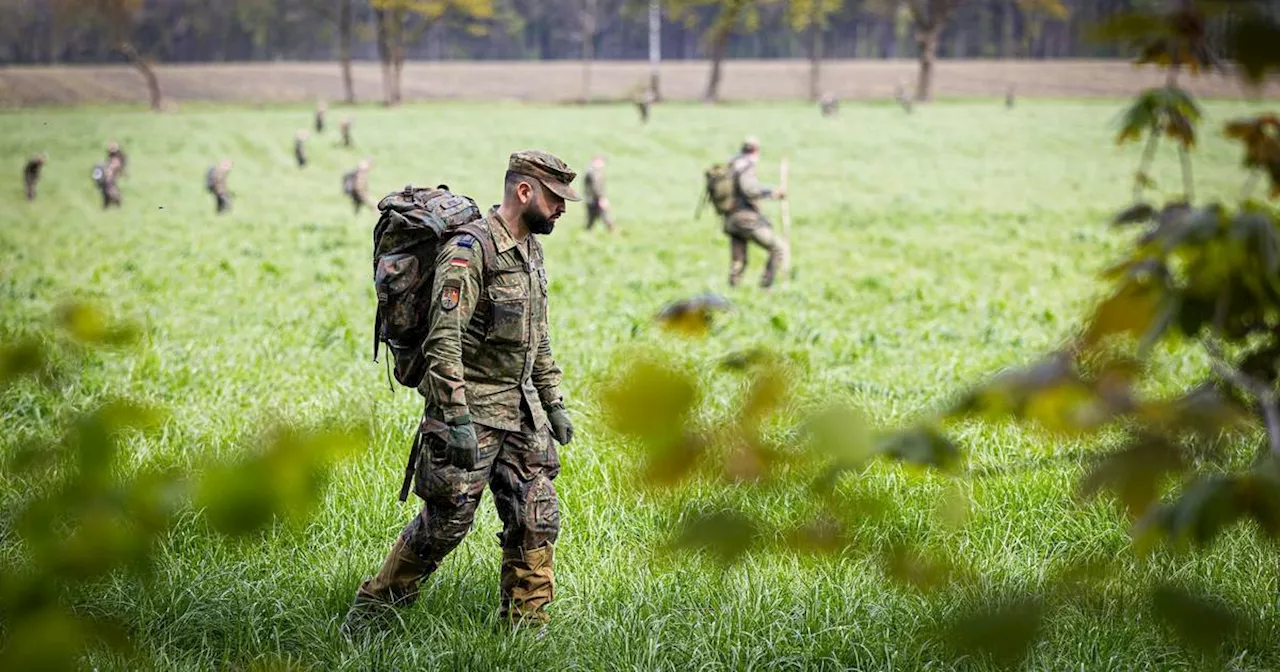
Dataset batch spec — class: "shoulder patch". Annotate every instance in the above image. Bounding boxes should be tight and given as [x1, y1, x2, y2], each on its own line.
[455, 234, 475, 249]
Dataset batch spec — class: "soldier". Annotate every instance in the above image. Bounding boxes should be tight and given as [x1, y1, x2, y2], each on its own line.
[343, 159, 374, 213]
[582, 154, 615, 232]
[635, 89, 653, 125]
[93, 154, 123, 209]
[819, 92, 839, 118]
[1006, 84, 1017, 109]
[340, 117, 354, 148]
[315, 102, 327, 134]
[342, 150, 578, 634]
[206, 158, 233, 214]
[295, 130, 309, 168]
[106, 141, 128, 177]
[723, 136, 789, 289]
[894, 85, 913, 114]
[23, 153, 46, 202]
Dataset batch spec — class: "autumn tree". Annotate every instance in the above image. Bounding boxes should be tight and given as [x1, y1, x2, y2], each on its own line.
[372, 0, 494, 106]
[74, 0, 178, 110]
[904, 0, 967, 102]
[667, 0, 777, 103]
[786, 0, 845, 101]
[298, 0, 359, 104]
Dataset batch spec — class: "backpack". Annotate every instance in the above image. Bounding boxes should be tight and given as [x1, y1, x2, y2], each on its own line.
[372, 185, 491, 389]
[206, 167, 217, 192]
[91, 163, 106, 186]
[342, 171, 356, 195]
[704, 163, 738, 216]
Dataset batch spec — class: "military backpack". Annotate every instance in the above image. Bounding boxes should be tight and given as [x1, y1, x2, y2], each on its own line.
[703, 163, 738, 216]
[371, 185, 493, 389]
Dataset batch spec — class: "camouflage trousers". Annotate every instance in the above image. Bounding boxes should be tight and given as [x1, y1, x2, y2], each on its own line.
[355, 413, 561, 622]
[24, 180, 36, 202]
[214, 191, 231, 214]
[352, 191, 373, 214]
[100, 183, 122, 209]
[726, 215, 790, 288]
[586, 200, 615, 232]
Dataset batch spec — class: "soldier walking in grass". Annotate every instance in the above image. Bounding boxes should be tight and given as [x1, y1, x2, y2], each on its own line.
[343, 150, 578, 635]
[582, 154, 616, 232]
[295, 130, 309, 168]
[343, 159, 375, 213]
[722, 137, 788, 289]
[23, 153, 46, 202]
[93, 154, 124, 209]
[819, 92, 839, 117]
[340, 117, 354, 148]
[895, 85, 913, 114]
[635, 89, 653, 125]
[206, 159, 233, 214]
[316, 102, 327, 133]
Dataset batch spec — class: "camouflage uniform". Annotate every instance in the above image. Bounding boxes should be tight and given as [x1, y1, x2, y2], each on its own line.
[345, 162, 374, 213]
[97, 157, 123, 209]
[820, 93, 839, 117]
[315, 104, 327, 133]
[23, 155, 44, 202]
[583, 163, 615, 232]
[295, 131, 308, 168]
[636, 90, 653, 124]
[207, 161, 232, 214]
[725, 150, 789, 288]
[340, 118, 353, 148]
[349, 151, 579, 630]
[106, 144, 128, 178]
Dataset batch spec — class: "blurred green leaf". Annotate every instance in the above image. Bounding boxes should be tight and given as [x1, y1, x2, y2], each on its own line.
[1229, 15, 1280, 86]
[1115, 87, 1201, 149]
[1150, 584, 1249, 653]
[1112, 203, 1156, 226]
[877, 426, 960, 472]
[669, 509, 758, 566]
[655, 293, 731, 337]
[938, 596, 1044, 668]
[0, 338, 45, 388]
[884, 545, 962, 592]
[1079, 435, 1184, 519]
[784, 516, 847, 555]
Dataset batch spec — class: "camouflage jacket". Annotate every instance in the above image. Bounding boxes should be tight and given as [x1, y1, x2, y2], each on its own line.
[584, 167, 605, 204]
[420, 207, 564, 432]
[724, 153, 774, 233]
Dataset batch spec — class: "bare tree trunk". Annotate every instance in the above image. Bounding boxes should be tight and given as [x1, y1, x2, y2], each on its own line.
[392, 50, 404, 105]
[375, 8, 392, 105]
[119, 43, 162, 111]
[807, 10, 823, 100]
[581, 0, 596, 103]
[914, 27, 939, 101]
[1002, 0, 1015, 58]
[704, 32, 728, 103]
[339, 0, 355, 104]
[648, 0, 661, 101]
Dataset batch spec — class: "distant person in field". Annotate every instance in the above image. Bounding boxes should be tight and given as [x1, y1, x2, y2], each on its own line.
[343, 150, 578, 635]
[93, 154, 124, 209]
[315, 102, 327, 133]
[1007, 84, 1017, 109]
[635, 89, 653, 125]
[723, 136, 788, 289]
[295, 130, 309, 168]
[819, 92, 839, 117]
[340, 117, 354, 148]
[23, 153, 46, 201]
[106, 141, 128, 177]
[343, 159, 374, 213]
[895, 85, 913, 114]
[582, 154, 615, 232]
[206, 159, 233, 214]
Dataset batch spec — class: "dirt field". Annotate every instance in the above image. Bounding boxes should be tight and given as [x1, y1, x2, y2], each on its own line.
[0, 59, 1274, 107]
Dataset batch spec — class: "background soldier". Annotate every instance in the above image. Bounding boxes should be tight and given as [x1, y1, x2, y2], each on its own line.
[724, 137, 789, 289]
[23, 153, 46, 202]
[895, 85, 913, 114]
[1007, 84, 1017, 109]
[315, 102, 327, 133]
[206, 158, 233, 214]
[295, 130, 309, 168]
[343, 150, 578, 634]
[343, 159, 374, 213]
[635, 89, 653, 125]
[94, 154, 123, 209]
[340, 117, 353, 147]
[819, 92, 839, 117]
[106, 141, 128, 177]
[583, 154, 616, 232]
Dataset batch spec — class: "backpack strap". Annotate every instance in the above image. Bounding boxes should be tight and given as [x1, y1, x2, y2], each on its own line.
[449, 219, 498, 285]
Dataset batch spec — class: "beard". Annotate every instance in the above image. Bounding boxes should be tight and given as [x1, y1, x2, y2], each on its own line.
[525, 208, 556, 235]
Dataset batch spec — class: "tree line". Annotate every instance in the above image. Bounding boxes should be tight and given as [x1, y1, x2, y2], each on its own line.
[0, 0, 1270, 106]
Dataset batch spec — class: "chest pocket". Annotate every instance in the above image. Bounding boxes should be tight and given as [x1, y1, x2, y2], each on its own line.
[486, 278, 528, 345]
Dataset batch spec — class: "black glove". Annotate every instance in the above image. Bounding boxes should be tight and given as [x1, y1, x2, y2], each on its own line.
[546, 404, 574, 446]
[446, 414, 479, 470]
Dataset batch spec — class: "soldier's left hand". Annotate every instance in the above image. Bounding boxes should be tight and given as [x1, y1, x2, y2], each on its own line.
[547, 404, 574, 446]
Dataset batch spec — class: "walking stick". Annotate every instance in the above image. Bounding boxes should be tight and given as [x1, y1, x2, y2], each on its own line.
[780, 158, 794, 279]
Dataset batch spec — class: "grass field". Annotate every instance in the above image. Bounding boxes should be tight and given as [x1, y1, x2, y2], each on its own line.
[3, 98, 1280, 670]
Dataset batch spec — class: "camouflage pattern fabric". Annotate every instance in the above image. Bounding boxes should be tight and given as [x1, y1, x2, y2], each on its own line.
[23, 157, 43, 202]
[583, 166, 614, 231]
[723, 152, 787, 288]
[420, 207, 563, 432]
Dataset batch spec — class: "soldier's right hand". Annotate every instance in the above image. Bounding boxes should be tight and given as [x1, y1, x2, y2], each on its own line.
[774, 188, 788, 200]
[446, 415, 479, 470]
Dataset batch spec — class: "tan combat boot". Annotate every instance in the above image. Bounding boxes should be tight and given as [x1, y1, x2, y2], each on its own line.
[341, 535, 435, 637]
[499, 544, 555, 627]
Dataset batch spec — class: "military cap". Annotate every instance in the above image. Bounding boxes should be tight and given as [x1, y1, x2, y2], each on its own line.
[508, 150, 581, 202]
